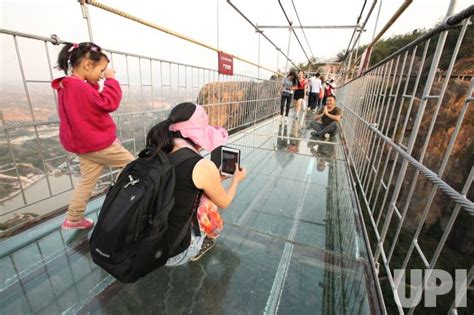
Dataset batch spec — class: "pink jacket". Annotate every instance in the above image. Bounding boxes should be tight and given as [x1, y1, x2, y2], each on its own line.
[51, 76, 122, 154]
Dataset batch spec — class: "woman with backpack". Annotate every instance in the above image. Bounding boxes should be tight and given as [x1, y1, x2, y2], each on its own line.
[146, 102, 247, 265]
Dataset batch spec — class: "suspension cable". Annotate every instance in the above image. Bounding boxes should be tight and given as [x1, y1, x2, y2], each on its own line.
[343, 0, 368, 60]
[226, 0, 297, 70]
[290, 0, 314, 61]
[278, 0, 312, 65]
[84, 0, 280, 75]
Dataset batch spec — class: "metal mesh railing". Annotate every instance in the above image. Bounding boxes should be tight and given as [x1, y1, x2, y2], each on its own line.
[337, 5, 473, 314]
[0, 29, 280, 236]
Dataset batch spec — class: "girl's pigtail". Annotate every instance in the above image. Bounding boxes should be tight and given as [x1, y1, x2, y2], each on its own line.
[56, 43, 74, 75]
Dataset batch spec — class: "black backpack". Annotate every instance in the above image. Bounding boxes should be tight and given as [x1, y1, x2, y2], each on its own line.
[90, 147, 201, 283]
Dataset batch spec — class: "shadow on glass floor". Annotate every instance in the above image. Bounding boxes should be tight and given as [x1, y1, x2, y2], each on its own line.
[0, 113, 381, 314]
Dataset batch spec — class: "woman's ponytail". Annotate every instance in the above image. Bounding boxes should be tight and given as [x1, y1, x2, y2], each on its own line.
[146, 102, 197, 157]
[146, 119, 175, 158]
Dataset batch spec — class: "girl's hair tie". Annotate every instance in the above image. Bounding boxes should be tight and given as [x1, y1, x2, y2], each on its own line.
[68, 43, 79, 53]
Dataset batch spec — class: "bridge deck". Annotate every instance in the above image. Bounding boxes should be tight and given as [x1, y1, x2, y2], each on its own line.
[0, 112, 381, 314]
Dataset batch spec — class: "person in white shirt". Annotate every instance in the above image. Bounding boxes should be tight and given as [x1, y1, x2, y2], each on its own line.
[308, 73, 322, 112]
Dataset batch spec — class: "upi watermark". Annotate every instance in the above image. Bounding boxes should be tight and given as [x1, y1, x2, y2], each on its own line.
[394, 269, 468, 308]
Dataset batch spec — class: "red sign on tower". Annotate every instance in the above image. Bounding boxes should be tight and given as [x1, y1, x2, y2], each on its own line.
[218, 51, 234, 75]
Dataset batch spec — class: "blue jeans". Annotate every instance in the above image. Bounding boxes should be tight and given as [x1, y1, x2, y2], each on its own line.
[310, 121, 338, 136]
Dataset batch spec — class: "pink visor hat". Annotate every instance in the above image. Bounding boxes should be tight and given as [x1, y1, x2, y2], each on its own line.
[169, 104, 228, 152]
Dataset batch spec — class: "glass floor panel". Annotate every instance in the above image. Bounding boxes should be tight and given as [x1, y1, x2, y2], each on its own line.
[0, 114, 381, 314]
[0, 225, 378, 314]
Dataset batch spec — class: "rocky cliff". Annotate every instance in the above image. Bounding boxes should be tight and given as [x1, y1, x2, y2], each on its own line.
[197, 80, 278, 130]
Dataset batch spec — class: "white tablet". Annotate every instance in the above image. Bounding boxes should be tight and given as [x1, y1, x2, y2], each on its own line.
[220, 147, 241, 177]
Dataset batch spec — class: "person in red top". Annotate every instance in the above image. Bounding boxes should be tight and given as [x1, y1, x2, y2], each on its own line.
[293, 70, 308, 117]
[52, 42, 134, 230]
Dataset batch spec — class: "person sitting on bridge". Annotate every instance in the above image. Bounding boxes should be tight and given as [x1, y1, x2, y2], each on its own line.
[310, 95, 342, 139]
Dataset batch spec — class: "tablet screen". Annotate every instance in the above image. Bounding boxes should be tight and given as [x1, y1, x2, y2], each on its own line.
[222, 150, 238, 174]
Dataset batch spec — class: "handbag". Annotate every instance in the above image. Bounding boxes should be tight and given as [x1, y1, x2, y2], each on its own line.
[197, 194, 223, 238]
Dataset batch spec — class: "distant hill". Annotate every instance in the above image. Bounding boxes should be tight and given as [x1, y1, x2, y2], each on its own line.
[336, 24, 473, 72]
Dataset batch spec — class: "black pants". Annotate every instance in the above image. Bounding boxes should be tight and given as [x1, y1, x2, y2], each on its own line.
[308, 92, 320, 110]
[280, 93, 293, 116]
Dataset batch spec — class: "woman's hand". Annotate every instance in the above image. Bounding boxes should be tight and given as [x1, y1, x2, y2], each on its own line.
[232, 164, 247, 183]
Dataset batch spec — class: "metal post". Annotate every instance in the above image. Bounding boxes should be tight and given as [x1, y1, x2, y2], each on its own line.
[79, 0, 94, 42]
[257, 30, 261, 79]
[285, 23, 292, 72]
[13, 36, 53, 197]
[276, 48, 280, 73]
[45, 40, 75, 190]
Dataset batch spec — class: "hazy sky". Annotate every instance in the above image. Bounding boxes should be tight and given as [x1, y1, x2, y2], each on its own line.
[1, 0, 472, 80]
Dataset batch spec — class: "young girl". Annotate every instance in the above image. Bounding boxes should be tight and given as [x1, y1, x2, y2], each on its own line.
[52, 42, 134, 230]
[146, 102, 247, 265]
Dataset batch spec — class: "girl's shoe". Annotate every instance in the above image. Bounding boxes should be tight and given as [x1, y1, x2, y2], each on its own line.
[62, 217, 94, 230]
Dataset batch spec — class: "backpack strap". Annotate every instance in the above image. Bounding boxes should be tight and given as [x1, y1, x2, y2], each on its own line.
[168, 189, 203, 256]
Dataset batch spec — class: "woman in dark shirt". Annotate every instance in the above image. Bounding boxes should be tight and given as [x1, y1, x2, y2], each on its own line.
[145, 102, 247, 266]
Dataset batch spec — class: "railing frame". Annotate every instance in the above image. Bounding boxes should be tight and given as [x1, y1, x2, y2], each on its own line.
[337, 5, 474, 313]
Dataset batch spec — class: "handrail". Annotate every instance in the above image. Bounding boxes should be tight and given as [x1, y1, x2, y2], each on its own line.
[0, 28, 268, 83]
[367, 0, 413, 49]
[84, 0, 281, 75]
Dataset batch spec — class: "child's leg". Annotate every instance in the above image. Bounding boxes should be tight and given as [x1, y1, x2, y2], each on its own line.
[67, 156, 105, 222]
[86, 140, 134, 169]
[67, 141, 133, 222]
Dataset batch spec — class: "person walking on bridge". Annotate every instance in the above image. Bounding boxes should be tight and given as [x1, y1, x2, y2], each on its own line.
[280, 70, 298, 122]
[308, 73, 322, 112]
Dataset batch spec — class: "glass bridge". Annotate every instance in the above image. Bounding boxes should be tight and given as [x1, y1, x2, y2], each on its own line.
[1, 114, 380, 314]
[1, 1, 473, 314]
